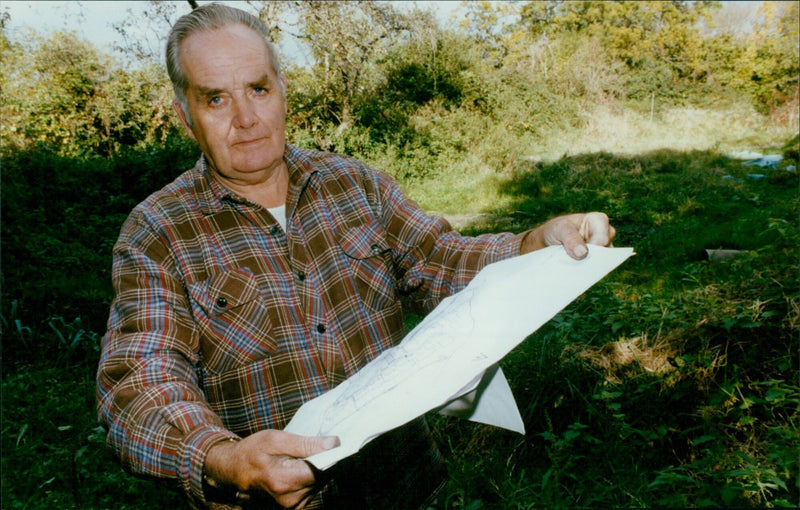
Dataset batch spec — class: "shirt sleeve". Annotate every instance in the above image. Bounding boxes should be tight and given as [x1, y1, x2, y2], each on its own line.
[372, 169, 526, 313]
[96, 212, 238, 507]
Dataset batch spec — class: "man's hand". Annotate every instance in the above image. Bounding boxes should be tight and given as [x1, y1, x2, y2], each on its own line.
[520, 212, 616, 259]
[204, 430, 339, 508]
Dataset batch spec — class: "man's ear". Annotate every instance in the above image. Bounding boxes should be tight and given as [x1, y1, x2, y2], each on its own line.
[280, 75, 289, 114]
[173, 101, 197, 140]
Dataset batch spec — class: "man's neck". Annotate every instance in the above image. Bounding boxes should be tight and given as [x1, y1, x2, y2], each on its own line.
[213, 162, 289, 209]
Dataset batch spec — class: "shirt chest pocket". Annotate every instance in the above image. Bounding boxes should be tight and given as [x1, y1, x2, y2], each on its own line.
[337, 221, 397, 312]
[187, 267, 277, 374]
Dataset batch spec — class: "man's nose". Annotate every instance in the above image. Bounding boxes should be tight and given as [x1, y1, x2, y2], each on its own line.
[232, 96, 257, 129]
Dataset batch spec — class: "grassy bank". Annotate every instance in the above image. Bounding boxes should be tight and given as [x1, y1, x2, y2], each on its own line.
[372, 100, 798, 216]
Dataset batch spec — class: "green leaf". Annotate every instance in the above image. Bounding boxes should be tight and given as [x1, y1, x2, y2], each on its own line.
[738, 415, 756, 426]
[541, 467, 553, 489]
[16, 424, 28, 447]
[720, 483, 744, 505]
[692, 435, 716, 446]
[765, 388, 788, 402]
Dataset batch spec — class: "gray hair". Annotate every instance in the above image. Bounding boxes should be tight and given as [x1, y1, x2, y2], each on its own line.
[166, 2, 282, 125]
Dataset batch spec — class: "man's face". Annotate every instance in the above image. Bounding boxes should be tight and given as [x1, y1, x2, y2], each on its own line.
[175, 23, 287, 184]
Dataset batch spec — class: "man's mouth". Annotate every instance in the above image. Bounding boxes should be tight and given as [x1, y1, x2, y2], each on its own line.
[234, 137, 265, 147]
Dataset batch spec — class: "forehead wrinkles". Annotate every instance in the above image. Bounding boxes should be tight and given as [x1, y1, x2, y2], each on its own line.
[181, 25, 274, 93]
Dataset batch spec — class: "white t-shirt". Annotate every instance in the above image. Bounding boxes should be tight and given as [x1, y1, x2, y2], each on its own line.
[268, 205, 286, 231]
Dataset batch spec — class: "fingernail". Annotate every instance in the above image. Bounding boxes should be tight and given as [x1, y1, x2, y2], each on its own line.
[575, 245, 588, 258]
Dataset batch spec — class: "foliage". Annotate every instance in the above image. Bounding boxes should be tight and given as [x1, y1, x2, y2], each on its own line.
[1, 1, 798, 508]
[4, 142, 797, 508]
[1, 364, 187, 509]
[1, 137, 197, 349]
[357, 18, 486, 143]
[429, 150, 798, 509]
[293, 0, 408, 135]
[0, 30, 178, 158]
[466, 0, 799, 111]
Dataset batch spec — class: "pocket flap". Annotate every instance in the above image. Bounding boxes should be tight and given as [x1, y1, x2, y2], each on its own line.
[188, 267, 261, 316]
[338, 221, 388, 259]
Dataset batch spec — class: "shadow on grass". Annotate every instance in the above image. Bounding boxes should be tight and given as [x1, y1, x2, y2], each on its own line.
[436, 147, 799, 508]
[460, 148, 798, 269]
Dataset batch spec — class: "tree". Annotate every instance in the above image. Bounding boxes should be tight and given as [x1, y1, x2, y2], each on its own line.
[112, 0, 184, 64]
[519, 1, 717, 76]
[293, 1, 409, 135]
[112, 0, 288, 64]
[750, 1, 800, 107]
[0, 29, 178, 158]
[703, 1, 799, 112]
[461, 0, 524, 68]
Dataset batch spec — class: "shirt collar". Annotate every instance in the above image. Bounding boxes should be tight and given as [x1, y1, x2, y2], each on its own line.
[284, 143, 321, 195]
[192, 144, 320, 216]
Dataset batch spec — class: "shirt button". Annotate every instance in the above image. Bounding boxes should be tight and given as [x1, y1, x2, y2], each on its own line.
[370, 243, 381, 254]
[316, 324, 326, 333]
[297, 271, 306, 282]
[270, 225, 280, 236]
[216, 297, 228, 308]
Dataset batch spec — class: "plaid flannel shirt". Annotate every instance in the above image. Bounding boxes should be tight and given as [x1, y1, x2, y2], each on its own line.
[97, 143, 524, 508]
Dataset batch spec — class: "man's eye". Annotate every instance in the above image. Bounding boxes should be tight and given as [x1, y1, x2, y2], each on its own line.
[253, 87, 267, 95]
[209, 96, 222, 106]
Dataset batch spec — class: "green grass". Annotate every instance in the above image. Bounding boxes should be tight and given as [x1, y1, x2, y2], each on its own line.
[371, 101, 798, 218]
[2, 120, 798, 508]
[422, 144, 799, 508]
[428, 239, 798, 508]
[1, 364, 187, 509]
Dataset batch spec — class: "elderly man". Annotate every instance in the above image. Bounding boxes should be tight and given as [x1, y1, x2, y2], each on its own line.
[97, 3, 615, 509]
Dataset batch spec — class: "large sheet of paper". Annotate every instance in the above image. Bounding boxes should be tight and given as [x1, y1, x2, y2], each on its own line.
[285, 245, 634, 469]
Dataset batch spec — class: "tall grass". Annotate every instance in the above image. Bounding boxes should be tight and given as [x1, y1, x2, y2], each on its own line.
[369, 101, 798, 216]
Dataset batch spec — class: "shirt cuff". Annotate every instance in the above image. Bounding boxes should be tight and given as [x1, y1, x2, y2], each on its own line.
[177, 425, 240, 506]
[502, 231, 528, 259]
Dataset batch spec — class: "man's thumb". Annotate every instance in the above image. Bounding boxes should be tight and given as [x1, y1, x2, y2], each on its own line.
[560, 227, 588, 260]
[287, 433, 340, 459]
